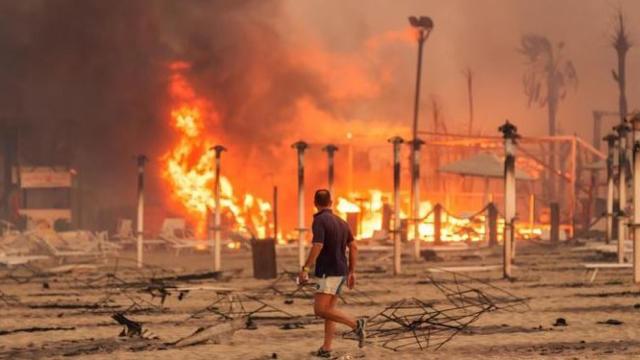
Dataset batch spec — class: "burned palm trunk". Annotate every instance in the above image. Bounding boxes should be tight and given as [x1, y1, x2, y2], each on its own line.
[614, 122, 630, 263]
[499, 121, 519, 279]
[603, 134, 618, 244]
[135, 155, 148, 269]
[211, 145, 227, 272]
[292, 141, 309, 267]
[612, 12, 630, 124]
[388, 136, 404, 275]
[409, 138, 425, 261]
[631, 115, 640, 283]
[322, 144, 338, 195]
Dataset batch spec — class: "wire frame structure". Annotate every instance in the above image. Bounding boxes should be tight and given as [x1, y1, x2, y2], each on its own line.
[344, 269, 529, 351]
[425, 269, 530, 313]
[355, 297, 491, 351]
[188, 292, 296, 322]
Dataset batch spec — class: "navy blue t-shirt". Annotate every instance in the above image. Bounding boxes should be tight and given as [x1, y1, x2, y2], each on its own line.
[312, 208, 354, 277]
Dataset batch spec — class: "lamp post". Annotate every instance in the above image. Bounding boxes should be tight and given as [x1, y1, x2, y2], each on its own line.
[408, 16, 434, 145]
[499, 121, 519, 279]
[408, 16, 433, 262]
[388, 136, 404, 275]
[211, 145, 226, 272]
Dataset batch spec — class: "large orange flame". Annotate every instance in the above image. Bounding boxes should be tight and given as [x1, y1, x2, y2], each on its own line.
[163, 62, 271, 239]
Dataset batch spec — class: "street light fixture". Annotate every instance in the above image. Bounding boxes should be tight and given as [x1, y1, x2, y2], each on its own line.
[408, 15, 434, 146]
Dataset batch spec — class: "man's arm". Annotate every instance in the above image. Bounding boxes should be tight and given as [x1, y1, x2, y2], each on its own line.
[298, 219, 324, 284]
[303, 243, 323, 271]
[298, 243, 322, 284]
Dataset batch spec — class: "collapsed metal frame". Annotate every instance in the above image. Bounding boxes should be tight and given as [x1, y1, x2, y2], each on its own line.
[425, 269, 530, 313]
[359, 297, 489, 351]
[187, 292, 296, 322]
[344, 268, 529, 352]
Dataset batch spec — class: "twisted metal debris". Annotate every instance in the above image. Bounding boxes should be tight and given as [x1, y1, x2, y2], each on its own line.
[426, 269, 529, 313]
[345, 269, 529, 351]
[188, 292, 296, 322]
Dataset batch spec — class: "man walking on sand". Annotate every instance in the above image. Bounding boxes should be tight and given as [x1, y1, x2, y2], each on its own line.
[298, 189, 366, 358]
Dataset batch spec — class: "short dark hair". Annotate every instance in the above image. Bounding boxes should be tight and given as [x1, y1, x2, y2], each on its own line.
[314, 189, 332, 207]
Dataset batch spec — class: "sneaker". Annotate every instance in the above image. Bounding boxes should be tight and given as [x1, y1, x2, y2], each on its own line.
[312, 347, 332, 358]
[355, 318, 367, 348]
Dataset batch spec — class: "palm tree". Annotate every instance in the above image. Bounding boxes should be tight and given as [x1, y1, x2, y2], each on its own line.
[611, 11, 631, 123]
[519, 34, 578, 200]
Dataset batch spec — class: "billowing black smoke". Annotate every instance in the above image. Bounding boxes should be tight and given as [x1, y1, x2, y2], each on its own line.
[0, 0, 331, 229]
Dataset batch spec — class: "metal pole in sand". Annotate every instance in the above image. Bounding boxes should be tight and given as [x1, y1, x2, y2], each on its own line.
[292, 141, 309, 268]
[603, 133, 618, 245]
[631, 115, 640, 283]
[409, 138, 425, 261]
[614, 122, 630, 263]
[322, 144, 338, 195]
[389, 136, 404, 275]
[211, 145, 227, 272]
[499, 121, 519, 279]
[135, 154, 148, 269]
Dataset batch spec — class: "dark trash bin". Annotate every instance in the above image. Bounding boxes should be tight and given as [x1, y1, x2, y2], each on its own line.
[251, 238, 277, 279]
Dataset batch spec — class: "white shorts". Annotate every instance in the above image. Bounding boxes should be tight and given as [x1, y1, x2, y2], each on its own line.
[316, 275, 346, 295]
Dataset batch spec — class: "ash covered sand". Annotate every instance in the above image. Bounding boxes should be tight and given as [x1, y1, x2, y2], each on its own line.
[1, 242, 640, 360]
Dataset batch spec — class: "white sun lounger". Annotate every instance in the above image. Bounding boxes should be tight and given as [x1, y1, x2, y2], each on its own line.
[583, 263, 633, 283]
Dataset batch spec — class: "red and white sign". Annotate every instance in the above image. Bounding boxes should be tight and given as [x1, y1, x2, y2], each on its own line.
[20, 167, 72, 188]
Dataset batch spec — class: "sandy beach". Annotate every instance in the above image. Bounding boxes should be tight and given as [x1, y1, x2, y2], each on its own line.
[1, 241, 639, 360]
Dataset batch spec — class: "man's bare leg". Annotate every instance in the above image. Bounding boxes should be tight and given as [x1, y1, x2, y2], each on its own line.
[322, 295, 339, 350]
[314, 293, 357, 329]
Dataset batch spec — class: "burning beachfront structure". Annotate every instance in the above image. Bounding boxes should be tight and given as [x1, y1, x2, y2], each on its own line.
[0, 1, 632, 281]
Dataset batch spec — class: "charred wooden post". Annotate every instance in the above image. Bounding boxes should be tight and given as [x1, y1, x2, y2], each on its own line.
[528, 194, 535, 233]
[382, 203, 392, 233]
[292, 141, 309, 267]
[211, 145, 227, 272]
[569, 135, 577, 239]
[499, 120, 519, 279]
[389, 136, 404, 275]
[614, 122, 630, 263]
[487, 203, 498, 247]
[135, 155, 148, 269]
[550, 203, 560, 243]
[433, 204, 443, 245]
[631, 115, 640, 283]
[322, 144, 338, 195]
[603, 133, 618, 244]
[272, 186, 278, 241]
[400, 219, 408, 242]
[409, 138, 425, 261]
